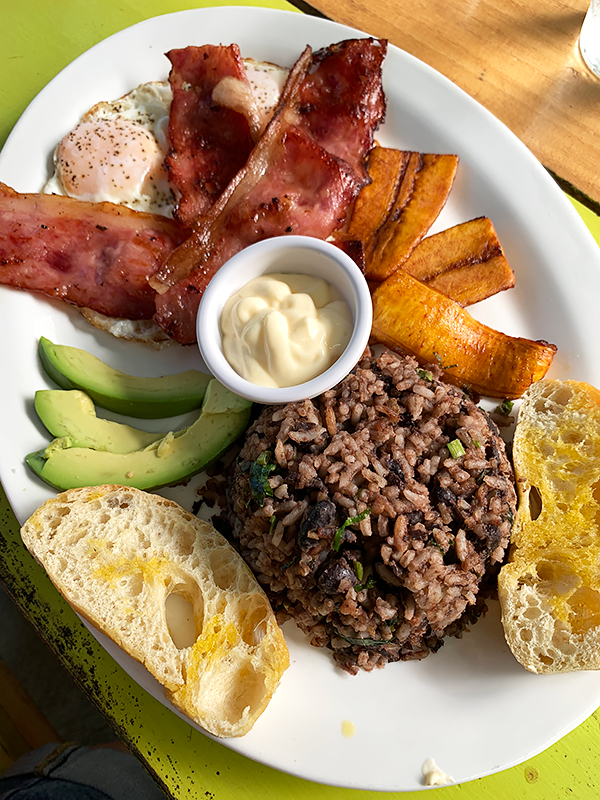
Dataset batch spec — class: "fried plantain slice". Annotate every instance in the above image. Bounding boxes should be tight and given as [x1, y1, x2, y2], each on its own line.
[371, 269, 556, 399]
[400, 217, 502, 282]
[346, 147, 406, 242]
[401, 217, 515, 306]
[427, 255, 515, 306]
[366, 152, 459, 282]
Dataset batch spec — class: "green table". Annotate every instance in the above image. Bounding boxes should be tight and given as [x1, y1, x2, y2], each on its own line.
[2, 2, 600, 798]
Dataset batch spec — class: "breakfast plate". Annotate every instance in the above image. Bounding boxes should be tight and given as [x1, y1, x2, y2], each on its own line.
[2, 6, 600, 792]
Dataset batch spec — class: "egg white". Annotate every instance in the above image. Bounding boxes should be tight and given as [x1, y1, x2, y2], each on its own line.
[44, 60, 289, 218]
[44, 81, 174, 216]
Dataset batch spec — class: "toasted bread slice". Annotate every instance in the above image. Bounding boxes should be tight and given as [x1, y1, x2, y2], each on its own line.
[21, 485, 289, 736]
[498, 379, 600, 673]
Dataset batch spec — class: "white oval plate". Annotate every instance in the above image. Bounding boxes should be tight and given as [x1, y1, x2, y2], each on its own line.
[2, 6, 600, 793]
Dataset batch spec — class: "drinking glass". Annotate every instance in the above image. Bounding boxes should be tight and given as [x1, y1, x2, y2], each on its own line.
[580, 0, 600, 78]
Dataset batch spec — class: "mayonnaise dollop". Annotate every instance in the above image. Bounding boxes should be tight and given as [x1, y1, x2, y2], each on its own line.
[220, 273, 353, 388]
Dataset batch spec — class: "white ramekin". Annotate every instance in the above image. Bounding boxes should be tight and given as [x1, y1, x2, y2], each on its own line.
[196, 236, 373, 405]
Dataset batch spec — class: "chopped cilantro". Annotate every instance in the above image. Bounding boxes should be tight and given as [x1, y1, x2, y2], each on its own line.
[477, 467, 491, 485]
[269, 515, 277, 535]
[434, 353, 458, 370]
[354, 576, 376, 593]
[332, 507, 372, 552]
[417, 368, 434, 382]
[495, 399, 514, 415]
[249, 451, 277, 506]
[353, 560, 364, 581]
[333, 627, 391, 647]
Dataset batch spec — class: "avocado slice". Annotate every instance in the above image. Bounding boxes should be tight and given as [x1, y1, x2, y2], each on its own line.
[201, 378, 256, 415]
[35, 390, 165, 454]
[26, 380, 252, 491]
[38, 337, 211, 419]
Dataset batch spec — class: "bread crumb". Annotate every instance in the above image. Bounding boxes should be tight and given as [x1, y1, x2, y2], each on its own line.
[422, 757, 453, 786]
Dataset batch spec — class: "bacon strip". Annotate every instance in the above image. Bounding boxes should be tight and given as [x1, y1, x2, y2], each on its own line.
[150, 45, 315, 293]
[0, 183, 188, 320]
[152, 38, 388, 344]
[165, 45, 255, 226]
[287, 38, 387, 179]
[154, 124, 361, 343]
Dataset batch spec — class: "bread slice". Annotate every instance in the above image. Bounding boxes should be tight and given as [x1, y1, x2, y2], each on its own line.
[20, 485, 289, 736]
[498, 379, 600, 673]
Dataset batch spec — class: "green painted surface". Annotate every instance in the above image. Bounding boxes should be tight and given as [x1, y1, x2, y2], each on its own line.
[570, 196, 600, 246]
[2, 1, 600, 798]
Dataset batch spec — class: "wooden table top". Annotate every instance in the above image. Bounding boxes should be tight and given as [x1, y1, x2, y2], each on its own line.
[297, 0, 600, 213]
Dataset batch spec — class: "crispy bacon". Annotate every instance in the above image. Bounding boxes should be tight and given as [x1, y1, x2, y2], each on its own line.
[154, 124, 361, 343]
[152, 38, 388, 344]
[287, 38, 387, 179]
[150, 45, 317, 294]
[165, 45, 255, 226]
[0, 183, 188, 320]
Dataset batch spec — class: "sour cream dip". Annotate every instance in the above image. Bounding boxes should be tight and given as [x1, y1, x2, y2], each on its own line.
[220, 272, 353, 388]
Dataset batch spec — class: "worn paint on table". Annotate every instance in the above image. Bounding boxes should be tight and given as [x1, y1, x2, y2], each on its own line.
[3, 481, 600, 797]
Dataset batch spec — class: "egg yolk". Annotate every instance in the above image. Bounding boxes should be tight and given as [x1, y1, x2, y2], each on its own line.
[55, 118, 165, 205]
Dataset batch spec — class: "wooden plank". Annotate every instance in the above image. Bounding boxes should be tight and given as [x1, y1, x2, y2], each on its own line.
[297, 0, 600, 212]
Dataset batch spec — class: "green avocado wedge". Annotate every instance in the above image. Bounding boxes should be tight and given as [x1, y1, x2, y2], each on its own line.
[38, 337, 212, 419]
[200, 378, 255, 415]
[34, 390, 165, 454]
[26, 380, 252, 492]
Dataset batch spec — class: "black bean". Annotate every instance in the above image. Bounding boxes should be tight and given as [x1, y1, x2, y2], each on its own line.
[297, 500, 337, 551]
[317, 556, 357, 594]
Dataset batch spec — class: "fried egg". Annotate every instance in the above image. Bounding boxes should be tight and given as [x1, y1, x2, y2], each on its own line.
[44, 59, 289, 217]
[45, 82, 174, 215]
[243, 58, 289, 132]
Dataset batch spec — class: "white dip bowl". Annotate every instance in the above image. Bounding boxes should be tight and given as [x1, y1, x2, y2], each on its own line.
[196, 235, 373, 405]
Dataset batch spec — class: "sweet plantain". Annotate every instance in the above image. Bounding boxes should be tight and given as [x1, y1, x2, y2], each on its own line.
[401, 217, 515, 306]
[371, 268, 556, 398]
[346, 147, 406, 243]
[366, 152, 459, 281]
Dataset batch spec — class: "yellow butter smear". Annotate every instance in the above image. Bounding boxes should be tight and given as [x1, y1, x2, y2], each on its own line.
[173, 615, 240, 709]
[192, 614, 239, 662]
[91, 551, 171, 586]
[511, 403, 600, 633]
[220, 273, 353, 388]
